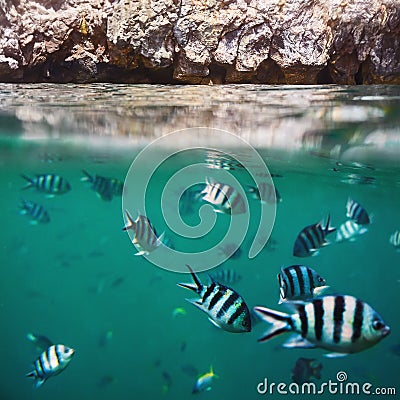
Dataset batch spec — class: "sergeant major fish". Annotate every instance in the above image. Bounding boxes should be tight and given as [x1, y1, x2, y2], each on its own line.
[177, 265, 251, 333]
[21, 174, 71, 195]
[254, 295, 390, 357]
[26, 344, 75, 388]
[19, 200, 50, 224]
[336, 220, 368, 243]
[123, 211, 164, 256]
[246, 182, 282, 204]
[201, 177, 246, 214]
[81, 170, 118, 201]
[293, 215, 336, 257]
[278, 265, 328, 304]
[192, 366, 218, 394]
[346, 198, 370, 225]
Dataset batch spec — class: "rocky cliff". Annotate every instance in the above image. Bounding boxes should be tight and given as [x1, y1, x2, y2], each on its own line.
[0, 0, 399, 84]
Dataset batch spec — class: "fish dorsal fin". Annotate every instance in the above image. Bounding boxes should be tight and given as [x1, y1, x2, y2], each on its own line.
[123, 210, 136, 231]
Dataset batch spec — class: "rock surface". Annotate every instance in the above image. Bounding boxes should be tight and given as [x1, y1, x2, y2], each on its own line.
[0, 0, 399, 84]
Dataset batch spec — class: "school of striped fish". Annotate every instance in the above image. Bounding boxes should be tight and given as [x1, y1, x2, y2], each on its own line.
[19, 168, 396, 392]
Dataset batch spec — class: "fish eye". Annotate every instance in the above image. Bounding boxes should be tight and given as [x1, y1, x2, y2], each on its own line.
[372, 320, 384, 330]
[317, 276, 325, 283]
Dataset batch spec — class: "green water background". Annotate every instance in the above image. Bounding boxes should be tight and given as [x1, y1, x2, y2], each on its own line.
[0, 84, 399, 399]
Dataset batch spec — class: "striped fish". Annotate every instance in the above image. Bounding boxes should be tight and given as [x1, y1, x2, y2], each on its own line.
[201, 177, 246, 214]
[210, 268, 242, 286]
[81, 170, 114, 201]
[389, 230, 400, 249]
[26, 344, 75, 388]
[336, 220, 368, 243]
[278, 265, 328, 304]
[254, 295, 390, 357]
[177, 265, 251, 333]
[19, 200, 50, 224]
[346, 198, 370, 225]
[246, 182, 282, 204]
[293, 215, 336, 257]
[123, 211, 163, 256]
[21, 174, 71, 195]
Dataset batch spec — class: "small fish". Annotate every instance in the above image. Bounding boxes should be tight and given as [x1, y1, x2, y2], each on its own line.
[201, 177, 246, 214]
[291, 357, 322, 384]
[110, 277, 125, 289]
[336, 220, 368, 242]
[21, 174, 71, 195]
[19, 200, 50, 224]
[341, 174, 376, 186]
[218, 243, 242, 259]
[177, 265, 251, 333]
[162, 371, 173, 392]
[254, 295, 390, 357]
[192, 366, 218, 394]
[181, 364, 199, 378]
[26, 344, 75, 388]
[98, 374, 115, 388]
[123, 211, 164, 256]
[389, 231, 400, 249]
[278, 265, 328, 304]
[172, 307, 187, 318]
[210, 268, 242, 286]
[81, 170, 114, 201]
[293, 215, 336, 257]
[26, 333, 53, 353]
[346, 198, 370, 225]
[246, 183, 282, 204]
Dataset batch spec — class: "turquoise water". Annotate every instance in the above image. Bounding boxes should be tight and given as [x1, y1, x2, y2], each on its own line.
[0, 84, 399, 399]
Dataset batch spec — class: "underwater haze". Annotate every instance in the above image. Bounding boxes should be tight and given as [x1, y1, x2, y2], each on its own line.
[0, 84, 399, 399]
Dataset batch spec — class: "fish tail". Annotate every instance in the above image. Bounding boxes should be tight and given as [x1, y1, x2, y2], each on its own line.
[177, 265, 203, 294]
[324, 214, 336, 235]
[122, 210, 135, 231]
[253, 306, 293, 342]
[81, 169, 92, 182]
[20, 174, 33, 189]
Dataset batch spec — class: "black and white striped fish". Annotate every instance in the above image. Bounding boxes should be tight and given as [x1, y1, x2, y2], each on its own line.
[21, 174, 71, 195]
[210, 268, 242, 286]
[19, 200, 50, 224]
[254, 295, 390, 357]
[336, 220, 368, 243]
[123, 211, 163, 256]
[278, 265, 328, 304]
[346, 198, 370, 225]
[201, 177, 246, 214]
[246, 182, 282, 204]
[389, 230, 400, 249]
[177, 265, 251, 333]
[81, 170, 122, 201]
[293, 215, 336, 257]
[26, 344, 75, 388]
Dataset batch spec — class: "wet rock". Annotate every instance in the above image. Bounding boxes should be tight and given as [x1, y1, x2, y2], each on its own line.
[0, 0, 398, 84]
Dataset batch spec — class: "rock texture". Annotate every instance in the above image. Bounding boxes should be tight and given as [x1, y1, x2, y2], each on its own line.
[0, 0, 399, 84]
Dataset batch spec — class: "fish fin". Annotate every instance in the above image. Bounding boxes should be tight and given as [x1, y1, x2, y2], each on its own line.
[253, 306, 293, 342]
[359, 227, 368, 235]
[323, 214, 336, 235]
[25, 371, 36, 379]
[34, 378, 46, 388]
[283, 334, 316, 349]
[134, 250, 148, 256]
[185, 298, 205, 312]
[208, 317, 223, 329]
[156, 232, 165, 246]
[177, 283, 199, 292]
[123, 210, 136, 231]
[29, 220, 38, 225]
[45, 194, 55, 199]
[311, 250, 320, 256]
[324, 352, 348, 358]
[81, 169, 92, 182]
[313, 286, 330, 296]
[26, 333, 37, 342]
[20, 174, 33, 189]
